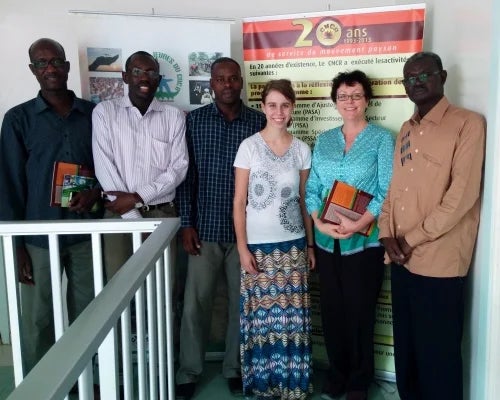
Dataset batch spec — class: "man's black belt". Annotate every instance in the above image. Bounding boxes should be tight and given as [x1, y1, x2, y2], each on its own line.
[140, 202, 174, 211]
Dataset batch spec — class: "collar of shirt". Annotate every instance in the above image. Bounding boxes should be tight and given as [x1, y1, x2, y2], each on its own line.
[120, 96, 166, 114]
[208, 100, 254, 122]
[34, 90, 87, 115]
[410, 96, 450, 126]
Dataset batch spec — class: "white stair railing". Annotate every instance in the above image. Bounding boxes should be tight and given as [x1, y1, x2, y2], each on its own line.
[0, 218, 179, 400]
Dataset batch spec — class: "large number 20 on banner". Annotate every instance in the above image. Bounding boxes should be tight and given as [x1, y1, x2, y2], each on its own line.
[243, 4, 425, 381]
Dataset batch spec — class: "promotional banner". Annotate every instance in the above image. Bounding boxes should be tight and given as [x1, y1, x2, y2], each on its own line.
[243, 4, 426, 381]
[243, 4, 425, 146]
[72, 13, 232, 112]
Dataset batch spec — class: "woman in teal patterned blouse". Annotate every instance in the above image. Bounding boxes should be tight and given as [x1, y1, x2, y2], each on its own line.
[305, 70, 394, 400]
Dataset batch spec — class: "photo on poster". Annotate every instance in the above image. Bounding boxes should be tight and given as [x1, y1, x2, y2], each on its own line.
[189, 80, 214, 105]
[89, 77, 124, 104]
[87, 47, 122, 72]
[188, 51, 224, 76]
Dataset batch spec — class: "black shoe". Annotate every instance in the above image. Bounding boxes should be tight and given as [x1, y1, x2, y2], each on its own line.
[346, 390, 368, 400]
[175, 383, 196, 400]
[321, 392, 345, 400]
[321, 380, 345, 400]
[69, 383, 101, 400]
[70, 383, 78, 394]
[227, 377, 243, 396]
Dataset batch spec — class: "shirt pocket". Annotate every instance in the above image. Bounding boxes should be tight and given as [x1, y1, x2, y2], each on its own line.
[422, 152, 442, 169]
[150, 137, 171, 170]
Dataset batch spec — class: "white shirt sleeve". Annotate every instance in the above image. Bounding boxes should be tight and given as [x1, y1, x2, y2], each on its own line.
[233, 136, 254, 170]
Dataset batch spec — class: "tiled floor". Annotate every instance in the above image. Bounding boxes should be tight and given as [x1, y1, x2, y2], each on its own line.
[195, 362, 400, 400]
[0, 345, 14, 400]
[0, 344, 399, 399]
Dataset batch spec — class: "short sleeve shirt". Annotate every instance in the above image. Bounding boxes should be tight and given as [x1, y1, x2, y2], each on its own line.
[234, 132, 311, 244]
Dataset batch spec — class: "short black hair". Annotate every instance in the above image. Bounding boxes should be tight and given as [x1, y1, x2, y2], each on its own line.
[28, 38, 66, 61]
[330, 70, 373, 103]
[125, 51, 160, 71]
[210, 57, 241, 75]
[405, 51, 444, 72]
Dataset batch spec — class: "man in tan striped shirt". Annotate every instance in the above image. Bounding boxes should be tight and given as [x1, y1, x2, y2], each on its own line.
[379, 52, 485, 400]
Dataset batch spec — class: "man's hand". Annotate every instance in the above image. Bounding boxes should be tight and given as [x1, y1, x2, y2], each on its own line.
[104, 191, 141, 215]
[69, 188, 101, 213]
[397, 236, 413, 263]
[380, 237, 411, 265]
[16, 246, 34, 285]
[181, 227, 201, 256]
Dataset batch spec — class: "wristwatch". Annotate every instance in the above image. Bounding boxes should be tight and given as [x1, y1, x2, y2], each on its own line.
[134, 202, 144, 209]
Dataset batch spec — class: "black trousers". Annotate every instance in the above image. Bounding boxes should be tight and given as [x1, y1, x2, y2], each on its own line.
[316, 243, 384, 393]
[391, 263, 465, 400]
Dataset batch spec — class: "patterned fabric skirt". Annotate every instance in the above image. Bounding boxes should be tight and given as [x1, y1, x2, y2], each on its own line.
[240, 237, 313, 399]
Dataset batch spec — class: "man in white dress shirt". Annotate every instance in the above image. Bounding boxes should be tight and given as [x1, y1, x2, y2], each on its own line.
[92, 50, 188, 279]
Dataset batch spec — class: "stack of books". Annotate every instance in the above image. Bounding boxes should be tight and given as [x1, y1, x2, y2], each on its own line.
[319, 180, 375, 236]
[50, 161, 96, 208]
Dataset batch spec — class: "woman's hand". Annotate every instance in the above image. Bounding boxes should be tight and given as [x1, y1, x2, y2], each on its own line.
[332, 212, 360, 239]
[314, 216, 352, 239]
[307, 247, 316, 270]
[334, 210, 375, 239]
[239, 247, 258, 274]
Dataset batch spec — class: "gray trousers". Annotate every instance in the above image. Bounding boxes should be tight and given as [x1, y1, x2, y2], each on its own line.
[21, 241, 94, 373]
[176, 241, 241, 384]
[103, 204, 177, 281]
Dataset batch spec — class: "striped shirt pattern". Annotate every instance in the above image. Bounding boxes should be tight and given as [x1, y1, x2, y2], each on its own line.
[92, 96, 188, 218]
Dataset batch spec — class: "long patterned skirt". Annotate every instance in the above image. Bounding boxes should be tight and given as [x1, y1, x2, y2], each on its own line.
[240, 237, 313, 399]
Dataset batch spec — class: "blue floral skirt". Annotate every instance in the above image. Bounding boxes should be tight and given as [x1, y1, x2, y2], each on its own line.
[240, 237, 313, 399]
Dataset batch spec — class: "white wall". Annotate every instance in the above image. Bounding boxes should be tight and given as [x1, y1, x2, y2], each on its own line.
[0, 1, 497, 398]
[0, 242, 8, 344]
[0, 0, 493, 114]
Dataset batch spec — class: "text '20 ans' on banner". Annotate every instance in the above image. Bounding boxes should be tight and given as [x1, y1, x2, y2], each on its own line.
[242, 4, 425, 147]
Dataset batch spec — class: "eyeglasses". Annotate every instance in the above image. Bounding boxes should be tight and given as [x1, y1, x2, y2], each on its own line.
[129, 67, 160, 79]
[31, 58, 67, 70]
[402, 71, 441, 86]
[336, 93, 365, 102]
